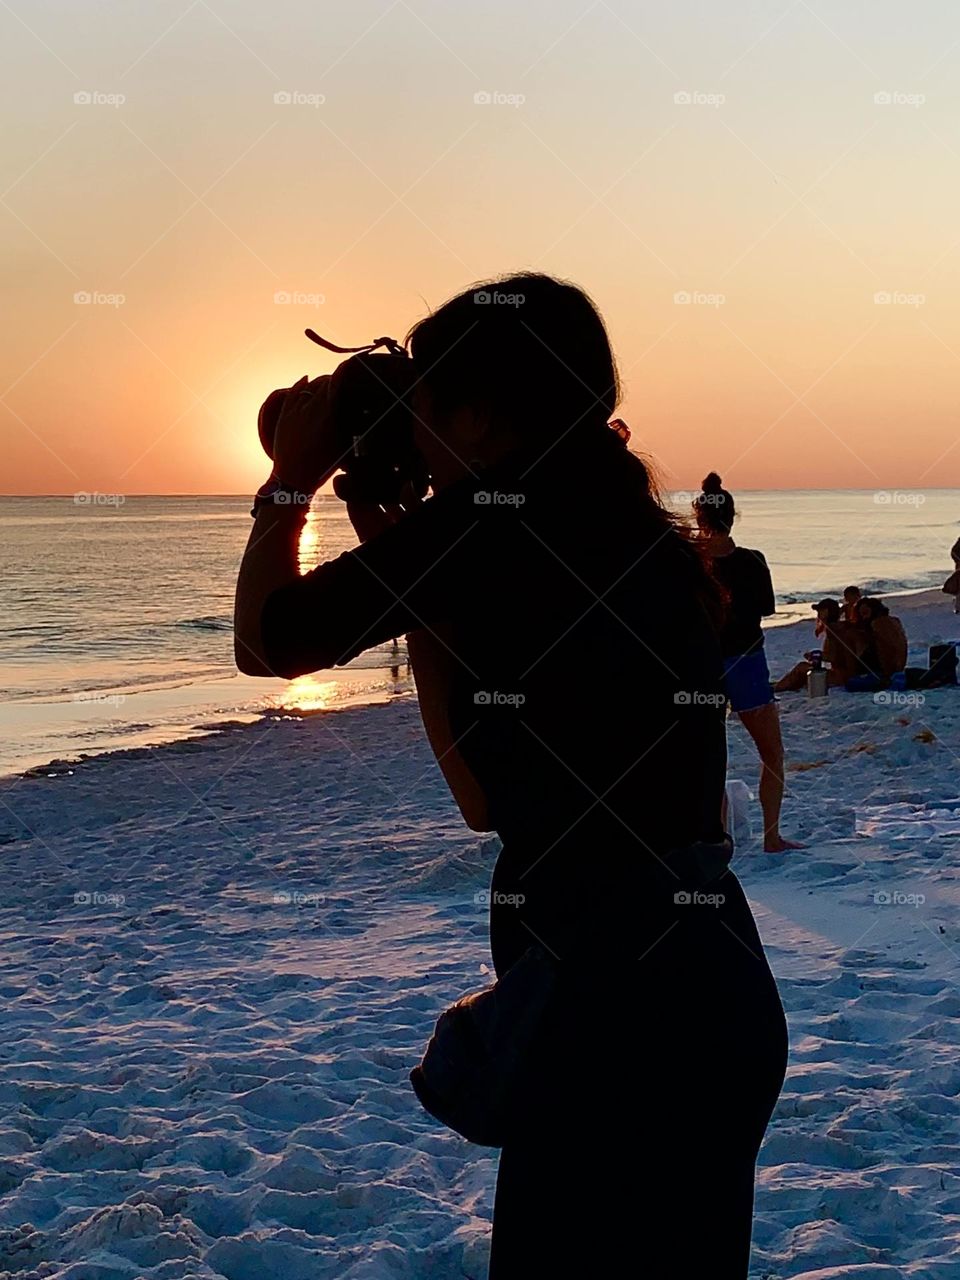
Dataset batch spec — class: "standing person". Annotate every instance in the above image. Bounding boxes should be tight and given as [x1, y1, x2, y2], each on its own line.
[693, 473, 802, 854]
[947, 537, 960, 614]
[235, 275, 788, 1278]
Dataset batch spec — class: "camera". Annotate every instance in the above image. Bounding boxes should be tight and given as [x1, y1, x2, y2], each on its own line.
[257, 331, 428, 504]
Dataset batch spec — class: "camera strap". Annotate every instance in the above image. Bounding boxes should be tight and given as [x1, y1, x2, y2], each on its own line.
[304, 330, 407, 358]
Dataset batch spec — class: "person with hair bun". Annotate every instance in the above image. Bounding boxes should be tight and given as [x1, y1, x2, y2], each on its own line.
[693, 473, 802, 853]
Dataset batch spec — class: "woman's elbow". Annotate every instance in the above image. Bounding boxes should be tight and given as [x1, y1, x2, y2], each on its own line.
[234, 615, 304, 678]
[234, 635, 274, 678]
[466, 815, 495, 834]
[236, 640, 321, 681]
[244, 593, 336, 678]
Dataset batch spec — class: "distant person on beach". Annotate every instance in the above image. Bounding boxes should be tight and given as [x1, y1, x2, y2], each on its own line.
[693, 473, 802, 854]
[841, 585, 862, 625]
[857, 597, 908, 681]
[946, 537, 960, 614]
[775, 598, 868, 691]
[235, 274, 787, 1278]
[814, 585, 860, 635]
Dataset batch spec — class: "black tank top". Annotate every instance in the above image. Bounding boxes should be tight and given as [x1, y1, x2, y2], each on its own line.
[262, 435, 728, 964]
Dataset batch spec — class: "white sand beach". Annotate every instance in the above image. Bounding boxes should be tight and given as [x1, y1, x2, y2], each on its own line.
[1, 588, 959, 1279]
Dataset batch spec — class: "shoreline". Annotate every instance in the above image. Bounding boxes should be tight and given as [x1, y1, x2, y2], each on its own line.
[4, 586, 955, 784]
[0, 661, 416, 781]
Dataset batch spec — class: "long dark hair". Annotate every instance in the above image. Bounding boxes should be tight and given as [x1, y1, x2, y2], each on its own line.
[408, 272, 618, 437]
[408, 271, 721, 621]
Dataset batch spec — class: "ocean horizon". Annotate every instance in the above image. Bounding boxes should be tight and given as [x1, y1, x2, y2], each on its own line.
[3, 489, 958, 777]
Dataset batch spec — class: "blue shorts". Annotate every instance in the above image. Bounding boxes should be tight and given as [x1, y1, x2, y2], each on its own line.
[723, 648, 775, 714]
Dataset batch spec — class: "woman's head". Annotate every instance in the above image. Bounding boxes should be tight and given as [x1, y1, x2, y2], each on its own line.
[814, 598, 841, 626]
[693, 472, 736, 535]
[407, 272, 619, 485]
[406, 271, 724, 621]
[858, 597, 889, 622]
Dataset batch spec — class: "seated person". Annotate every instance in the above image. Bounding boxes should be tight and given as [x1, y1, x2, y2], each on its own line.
[841, 585, 861, 625]
[774, 598, 869, 691]
[857, 596, 907, 682]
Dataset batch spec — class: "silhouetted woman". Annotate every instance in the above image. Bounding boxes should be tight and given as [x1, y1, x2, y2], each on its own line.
[694, 474, 802, 853]
[235, 274, 788, 1278]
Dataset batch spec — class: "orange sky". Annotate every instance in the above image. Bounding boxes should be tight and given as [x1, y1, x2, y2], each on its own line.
[2, 0, 960, 494]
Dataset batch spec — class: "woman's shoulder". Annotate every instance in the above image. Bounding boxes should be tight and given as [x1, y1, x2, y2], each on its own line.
[734, 546, 768, 564]
[728, 546, 770, 578]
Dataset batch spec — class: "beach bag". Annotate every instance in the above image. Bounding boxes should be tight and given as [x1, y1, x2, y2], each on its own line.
[410, 944, 558, 1148]
[410, 838, 733, 1148]
[924, 642, 958, 687]
[943, 571, 959, 596]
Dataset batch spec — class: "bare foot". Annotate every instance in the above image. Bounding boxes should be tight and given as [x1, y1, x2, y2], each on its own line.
[763, 835, 804, 853]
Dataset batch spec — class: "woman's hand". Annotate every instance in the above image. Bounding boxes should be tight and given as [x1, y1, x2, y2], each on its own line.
[344, 480, 425, 544]
[271, 375, 339, 494]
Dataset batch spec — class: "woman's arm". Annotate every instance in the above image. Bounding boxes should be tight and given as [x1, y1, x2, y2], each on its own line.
[758, 554, 777, 616]
[347, 499, 491, 832]
[235, 375, 494, 829]
[234, 375, 339, 676]
[407, 627, 492, 832]
[235, 502, 309, 675]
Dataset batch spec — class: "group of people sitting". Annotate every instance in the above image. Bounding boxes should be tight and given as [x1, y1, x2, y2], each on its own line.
[775, 585, 908, 692]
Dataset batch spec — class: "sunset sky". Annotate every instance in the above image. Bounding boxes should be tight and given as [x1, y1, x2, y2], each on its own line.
[3, 0, 960, 494]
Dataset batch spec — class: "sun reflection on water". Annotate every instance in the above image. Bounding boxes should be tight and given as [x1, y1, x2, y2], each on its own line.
[275, 675, 339, 713]
[297, 517, 322, 573]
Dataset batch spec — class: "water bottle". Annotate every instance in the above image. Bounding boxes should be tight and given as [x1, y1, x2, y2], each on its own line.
[807, 649, 828, 698]
[724, 779, 752, 848]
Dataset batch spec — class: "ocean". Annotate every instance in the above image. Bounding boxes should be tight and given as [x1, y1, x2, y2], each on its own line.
[2, 489, 958, 776]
